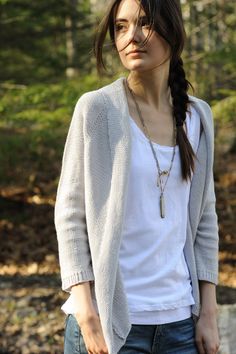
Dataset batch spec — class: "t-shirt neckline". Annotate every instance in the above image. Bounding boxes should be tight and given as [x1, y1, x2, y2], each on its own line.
[129, 115, 180, 150]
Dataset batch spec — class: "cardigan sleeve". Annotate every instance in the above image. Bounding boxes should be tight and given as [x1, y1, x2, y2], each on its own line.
[194, 170, 219, 285]
[54, 94, 95, 292]
[194, 103, 219, 285]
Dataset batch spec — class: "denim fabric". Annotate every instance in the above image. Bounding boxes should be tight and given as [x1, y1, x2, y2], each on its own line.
[118, 317, 198, 354]
[64, 314, 88, 354]
[64, 315, 198, 354]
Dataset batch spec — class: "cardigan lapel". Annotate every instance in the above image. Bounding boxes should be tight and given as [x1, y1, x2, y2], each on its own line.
[97, 78, 133, 341]
[103, 78, 132, 236]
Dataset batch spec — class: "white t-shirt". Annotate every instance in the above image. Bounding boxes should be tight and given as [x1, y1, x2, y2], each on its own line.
[118, 106, 200, 324]
[61, 106, 200, 324]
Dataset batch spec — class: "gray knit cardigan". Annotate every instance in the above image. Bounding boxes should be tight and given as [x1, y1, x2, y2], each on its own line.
[54, 76, 219, 354]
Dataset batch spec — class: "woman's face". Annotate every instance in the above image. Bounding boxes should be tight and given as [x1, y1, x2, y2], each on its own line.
[114, 0, 171, 73]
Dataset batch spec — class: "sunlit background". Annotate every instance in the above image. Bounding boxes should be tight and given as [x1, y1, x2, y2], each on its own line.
[0, 0, 235, 352]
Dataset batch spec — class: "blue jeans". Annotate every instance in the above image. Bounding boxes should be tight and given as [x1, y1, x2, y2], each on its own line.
[64, 314, 198, 354]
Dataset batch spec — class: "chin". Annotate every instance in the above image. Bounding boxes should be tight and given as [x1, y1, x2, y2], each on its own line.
[128, 66, 151, 74]
[124, 61, 149, 72]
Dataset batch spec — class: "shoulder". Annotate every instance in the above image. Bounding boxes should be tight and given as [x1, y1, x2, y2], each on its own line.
[75, 77, 122, 113]
[188, 95, 213, 120]
[188, 95, 212, 116]
[188, 95, 215, 137]
[71, 87, 107, 134]
[74, 89, 106, 117]
[71, 78, 122, 134]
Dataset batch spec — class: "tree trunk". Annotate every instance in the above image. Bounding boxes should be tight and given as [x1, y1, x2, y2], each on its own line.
[65, 0, 80, 78]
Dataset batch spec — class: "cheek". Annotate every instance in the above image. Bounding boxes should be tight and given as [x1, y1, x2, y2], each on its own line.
[114, 40, 127, 59]
[149, 32, 169, 50]
[148, 39, 170, 59]
[115, 35, 126, 49]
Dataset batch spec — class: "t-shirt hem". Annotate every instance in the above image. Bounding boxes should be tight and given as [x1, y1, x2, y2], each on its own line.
[129, 305, 193, 324]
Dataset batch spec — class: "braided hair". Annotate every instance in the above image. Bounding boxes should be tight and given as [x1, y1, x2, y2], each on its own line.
[168, 57, 196, 181]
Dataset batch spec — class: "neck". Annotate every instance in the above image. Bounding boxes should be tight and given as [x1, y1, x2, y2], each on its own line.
[127, 64, 172, 112]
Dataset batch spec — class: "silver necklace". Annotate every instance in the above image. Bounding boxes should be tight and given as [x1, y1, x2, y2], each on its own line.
[125, 78, 177, 218]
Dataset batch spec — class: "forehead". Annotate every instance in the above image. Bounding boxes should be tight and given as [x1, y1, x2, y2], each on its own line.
[115, 0, 146, 19]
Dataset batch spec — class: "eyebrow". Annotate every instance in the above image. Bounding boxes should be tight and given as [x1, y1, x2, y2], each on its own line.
[115, 15, 147, 24]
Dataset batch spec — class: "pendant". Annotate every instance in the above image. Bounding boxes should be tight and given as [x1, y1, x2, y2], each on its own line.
[160, 193, 165, 218]
[160, 170, 169, 176]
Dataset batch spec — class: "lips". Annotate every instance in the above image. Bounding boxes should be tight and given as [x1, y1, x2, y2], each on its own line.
[127, 50, 146, 55]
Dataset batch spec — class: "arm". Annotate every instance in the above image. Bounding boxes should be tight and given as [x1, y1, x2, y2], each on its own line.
[54, 93, 109, 353]
[199, 280, 217, 315]
[194, 177, 220, 353]
[194, 104, 220, 353]
[195, 281, 220, 354]
[54, 94, 94, 292]
[71, 281, 98, 319]
[194, 102, 219, 285]
[194, 169, 219, 286]
[71, 282, 108, 353]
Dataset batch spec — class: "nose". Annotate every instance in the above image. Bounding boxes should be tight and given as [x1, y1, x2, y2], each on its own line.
[127, 24, 142, 43]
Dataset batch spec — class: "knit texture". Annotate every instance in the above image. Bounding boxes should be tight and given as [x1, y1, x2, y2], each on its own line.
[54, 76, 219, 354]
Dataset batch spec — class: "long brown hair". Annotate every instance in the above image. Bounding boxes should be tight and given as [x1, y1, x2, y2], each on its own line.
[93, 0, 196, 182]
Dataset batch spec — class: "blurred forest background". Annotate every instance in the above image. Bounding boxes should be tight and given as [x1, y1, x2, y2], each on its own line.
[0, 0, 235, 352]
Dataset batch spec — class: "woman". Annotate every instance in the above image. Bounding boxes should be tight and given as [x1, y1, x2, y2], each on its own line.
[54, 0, 220, 353]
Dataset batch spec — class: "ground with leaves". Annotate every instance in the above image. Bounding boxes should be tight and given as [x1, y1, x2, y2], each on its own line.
[0, 152, 235, 353]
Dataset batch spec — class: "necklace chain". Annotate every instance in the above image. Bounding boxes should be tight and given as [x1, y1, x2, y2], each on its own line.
[125, 78, 177, 218]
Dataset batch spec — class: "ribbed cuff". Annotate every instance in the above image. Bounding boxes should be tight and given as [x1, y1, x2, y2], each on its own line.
[197, 269, 218, 285]
[62, 269, 95, 292]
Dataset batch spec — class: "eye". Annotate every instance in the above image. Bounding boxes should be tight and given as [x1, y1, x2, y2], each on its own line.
[115, 24, 125, 32]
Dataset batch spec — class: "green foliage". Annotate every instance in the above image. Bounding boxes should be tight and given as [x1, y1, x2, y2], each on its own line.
[0, 74, 110, 188]
[0, 75, 103, 127]
[182, 0, 236, 101]
[0, 0, 94, 83]
[212, 94, 236, 124]
[212, 93, 236, 154]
